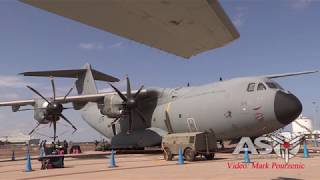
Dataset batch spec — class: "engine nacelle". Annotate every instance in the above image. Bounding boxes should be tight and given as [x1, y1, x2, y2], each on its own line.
[100, 95, 123, 118]
[33, 100, 49, 124]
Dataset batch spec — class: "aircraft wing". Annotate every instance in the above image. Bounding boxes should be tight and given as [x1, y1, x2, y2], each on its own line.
[264, 70, 319, 79]
[20, 0, 239, 58]
[0, 93, 109, 107]
[0, 99, 36, 107]
[0, 89, 147, 108]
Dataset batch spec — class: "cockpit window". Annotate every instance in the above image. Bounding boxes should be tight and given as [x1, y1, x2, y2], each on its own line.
[266, 82, 277, 89]
[247, 83, 256, 92]
[257, 83, 266, 91]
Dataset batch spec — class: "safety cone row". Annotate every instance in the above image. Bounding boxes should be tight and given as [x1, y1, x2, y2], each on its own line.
[303, 140, 309, 158]
[25, 145, 32, 172]
[178, 146, 184, 165]
[108, 149, 117, 168]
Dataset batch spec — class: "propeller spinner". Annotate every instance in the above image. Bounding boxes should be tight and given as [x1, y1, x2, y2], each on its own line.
[108, 76, 147, 135]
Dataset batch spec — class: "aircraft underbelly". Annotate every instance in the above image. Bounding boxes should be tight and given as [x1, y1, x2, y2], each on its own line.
[81, 102, 163, 147]
[80, 102, 114, 139]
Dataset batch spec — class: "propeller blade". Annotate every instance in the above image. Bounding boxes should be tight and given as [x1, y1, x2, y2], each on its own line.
[135, 108, 147, 125]
[50, 77, 56, 102]
[126, 75, 132, 98]
[111, 117, 120, 124]
[29, 123, 41, 135]
[53, 120, 57, 142]
[26, 85, 51, 104]
[112, 124, 116, 136]
[134, 85, 144, 99]
[108, 83, 127, 102]
[63, 84, 75, 101]
[127, 111, 133, 134]
[59, 114, 77, 131]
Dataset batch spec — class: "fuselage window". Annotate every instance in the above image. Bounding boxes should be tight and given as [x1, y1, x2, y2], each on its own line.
[247, 83, 256, 92]
[266, 82, 277, 89]
[257, 83, 266, 91]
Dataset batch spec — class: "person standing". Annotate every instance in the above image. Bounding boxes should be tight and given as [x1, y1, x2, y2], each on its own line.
[63, 140, 68, 154]
[39, 140, 45, 158]
[58, 146, 65, 167]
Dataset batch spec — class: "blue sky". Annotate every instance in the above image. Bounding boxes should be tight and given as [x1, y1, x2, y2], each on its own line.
[0, 0, 319, 141]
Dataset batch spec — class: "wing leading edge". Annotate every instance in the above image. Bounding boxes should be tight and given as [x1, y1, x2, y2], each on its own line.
[0, 89, 147, 108]
[263, 70, 319, 79]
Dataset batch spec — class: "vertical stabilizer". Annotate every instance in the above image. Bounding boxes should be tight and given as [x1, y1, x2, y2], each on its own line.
[76, 63, 98, 95]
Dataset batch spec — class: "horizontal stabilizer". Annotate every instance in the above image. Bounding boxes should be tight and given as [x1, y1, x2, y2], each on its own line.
[20, 69, 119, 82]
[264, 70, 319, 79]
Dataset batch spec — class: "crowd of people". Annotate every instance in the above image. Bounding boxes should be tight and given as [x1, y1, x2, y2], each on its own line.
[39, 139, 69, 169]
[39, 140, 69, 157]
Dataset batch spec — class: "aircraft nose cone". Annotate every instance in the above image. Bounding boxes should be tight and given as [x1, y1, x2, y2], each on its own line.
[274, 91, 302, 125]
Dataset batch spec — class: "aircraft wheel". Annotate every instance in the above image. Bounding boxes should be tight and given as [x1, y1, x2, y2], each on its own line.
[204, 153, 214, 160]
[163, 148, 173, 161]
[184, 148, 195, 161]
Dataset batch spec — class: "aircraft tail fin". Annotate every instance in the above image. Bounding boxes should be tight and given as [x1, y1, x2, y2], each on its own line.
[75, 64, 99, 95]
[20, 63, 119, 95]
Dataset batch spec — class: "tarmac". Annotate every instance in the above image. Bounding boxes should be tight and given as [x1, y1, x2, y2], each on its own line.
[0, 151, 319, 180]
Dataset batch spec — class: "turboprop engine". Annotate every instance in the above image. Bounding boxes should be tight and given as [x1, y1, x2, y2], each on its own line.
[100, 95, 123, 118]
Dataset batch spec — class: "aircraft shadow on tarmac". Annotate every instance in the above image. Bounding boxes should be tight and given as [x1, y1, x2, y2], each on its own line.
[272, 177, 303, 180]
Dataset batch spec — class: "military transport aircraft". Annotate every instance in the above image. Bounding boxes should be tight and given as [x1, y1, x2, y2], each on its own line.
[0, 64, 317, 148]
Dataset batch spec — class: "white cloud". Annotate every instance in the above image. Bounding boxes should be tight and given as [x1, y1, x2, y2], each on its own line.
[232, 7, 247, 28]
[0, 75, 32, 88]
[109, 42, 123, 49]
[290, 0, 314, 9]
[0, 92, 19, 100]
[79, 42, 104, 50]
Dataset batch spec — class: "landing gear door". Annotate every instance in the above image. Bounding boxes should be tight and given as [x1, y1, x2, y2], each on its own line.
[187, 118, 198, 132]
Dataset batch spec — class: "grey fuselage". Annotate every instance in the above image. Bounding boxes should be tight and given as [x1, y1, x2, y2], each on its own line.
[79, 76, 302, 146]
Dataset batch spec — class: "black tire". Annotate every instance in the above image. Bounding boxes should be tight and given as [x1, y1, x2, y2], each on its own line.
[184, 148, 195, 161]
[204, 153, 214, 160]
[163, 148, 173, 161]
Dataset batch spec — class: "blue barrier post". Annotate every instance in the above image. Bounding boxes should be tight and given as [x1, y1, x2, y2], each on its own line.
[25, 144, 32, 172]
[244, 144, 250, 163]
[303, 140, 309, 158]
[178, 146, 184, 165]
[109, 149, 117, 168]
